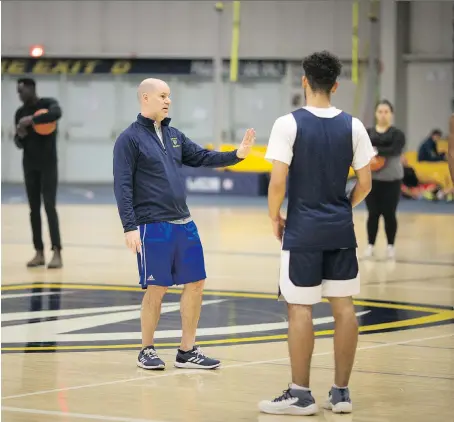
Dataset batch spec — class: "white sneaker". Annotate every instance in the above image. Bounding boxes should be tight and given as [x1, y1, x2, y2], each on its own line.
[386, 245, 395, 260]
[258, 387, 319, 416]
[363, 245, 374, 258]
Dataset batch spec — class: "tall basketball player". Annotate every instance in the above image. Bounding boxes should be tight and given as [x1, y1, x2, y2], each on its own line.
[14, 78, 63, 269]
[258, 51, 375, 415]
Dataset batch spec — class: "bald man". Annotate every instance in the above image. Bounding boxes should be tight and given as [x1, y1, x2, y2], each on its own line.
[113, 78, 255, 370]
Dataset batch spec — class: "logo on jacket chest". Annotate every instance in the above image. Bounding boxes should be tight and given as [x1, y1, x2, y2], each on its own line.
[171, 137, 180, 148]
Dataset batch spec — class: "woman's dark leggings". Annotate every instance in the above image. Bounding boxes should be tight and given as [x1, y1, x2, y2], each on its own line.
[365, 179, 402, 246]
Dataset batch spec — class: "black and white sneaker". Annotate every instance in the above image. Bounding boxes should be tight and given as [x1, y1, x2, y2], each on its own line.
[258, 387, 319, 416]
[174, 346, 221, 369]
[137, 346, 165, 370]
[323, 386, 353, 413]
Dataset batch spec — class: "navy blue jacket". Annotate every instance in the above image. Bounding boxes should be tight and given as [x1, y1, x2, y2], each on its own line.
[418, 137, 446, 162]
[284, 108, 356, 251]
[113, 114, 242, 232]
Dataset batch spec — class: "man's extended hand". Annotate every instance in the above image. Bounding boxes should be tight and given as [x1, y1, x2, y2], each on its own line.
[236, 128, 256, 159]
[125, 230, 142, 254]
[271, 215, 286, 242]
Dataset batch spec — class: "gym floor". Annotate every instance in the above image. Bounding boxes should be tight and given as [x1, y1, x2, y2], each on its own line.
[2, 184, 453, 422]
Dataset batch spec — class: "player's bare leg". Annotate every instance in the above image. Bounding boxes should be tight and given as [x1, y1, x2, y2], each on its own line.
[287, 303, 314, 387]
[323, 296, 358, 413]
[258, 302, 318, 415]
[329, 296, 358, 386]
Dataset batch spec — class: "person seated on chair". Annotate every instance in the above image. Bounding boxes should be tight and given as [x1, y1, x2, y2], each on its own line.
[401, 156, 453, 202]
[418, 129, 446, 162]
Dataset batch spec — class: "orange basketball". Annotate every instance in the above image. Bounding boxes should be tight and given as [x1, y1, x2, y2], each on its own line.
[370, 155, 386, 172]
[33, 109, 57, 135]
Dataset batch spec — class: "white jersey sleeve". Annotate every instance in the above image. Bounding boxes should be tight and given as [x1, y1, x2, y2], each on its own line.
[351, 117, 376, 170]
[264, 114, 297, 166]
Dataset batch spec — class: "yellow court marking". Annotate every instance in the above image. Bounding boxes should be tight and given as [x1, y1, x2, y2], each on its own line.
[1, 283, 274, 300]
[2, 308, 453, 352]
[1, 283, 452, 352]
[1, 283, 450, 313]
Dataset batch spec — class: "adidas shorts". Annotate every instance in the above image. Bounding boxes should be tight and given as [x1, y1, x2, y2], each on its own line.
[278, 248, 360, 305]
[137, 221, 206, 288]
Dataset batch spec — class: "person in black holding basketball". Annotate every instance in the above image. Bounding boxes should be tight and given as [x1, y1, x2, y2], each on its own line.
[14, 78, 63, 269]
[363, 100, 405, 260]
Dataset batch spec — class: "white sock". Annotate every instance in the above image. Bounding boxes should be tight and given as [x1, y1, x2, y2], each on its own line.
[333, 384, 348, 389]
[291, 383, 310, 391]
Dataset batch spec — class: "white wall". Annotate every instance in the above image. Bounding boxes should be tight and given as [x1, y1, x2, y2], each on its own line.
[1, 0, 370, 59]
[409, 0, 452, 57]
[1, 0, 452, 182]
[406, 1, 453, 148]
[406, 63, 453, 148]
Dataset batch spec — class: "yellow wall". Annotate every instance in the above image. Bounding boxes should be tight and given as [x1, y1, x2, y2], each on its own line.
[208, 140, 452, 188]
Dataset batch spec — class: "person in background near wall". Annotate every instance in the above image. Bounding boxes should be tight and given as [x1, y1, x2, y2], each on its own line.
[417, 129, 446, 162]
[364, 100, 405, 260]
[291, 93, 302, 108]
[448, 113, 454, 183]
[14, 78, 63, 269]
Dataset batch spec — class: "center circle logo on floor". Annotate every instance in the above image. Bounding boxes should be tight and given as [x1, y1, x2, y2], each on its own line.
[1, 283, 452, 353]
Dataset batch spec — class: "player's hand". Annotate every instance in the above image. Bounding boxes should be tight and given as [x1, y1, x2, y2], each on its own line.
[236, 128, 256, 159]
[18, 116, 33, 128]
[271, 215, 286, 242]
[125, 230, 142, 254]
[16, 125, 27, 139]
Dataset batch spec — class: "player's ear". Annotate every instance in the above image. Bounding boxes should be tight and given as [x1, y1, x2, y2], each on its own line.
[331, 81, 339, 94]
[302, 76, 307, 89]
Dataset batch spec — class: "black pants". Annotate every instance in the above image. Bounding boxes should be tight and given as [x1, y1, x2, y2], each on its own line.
[24, 165, 62, 251]
[365, 179, 401, 246]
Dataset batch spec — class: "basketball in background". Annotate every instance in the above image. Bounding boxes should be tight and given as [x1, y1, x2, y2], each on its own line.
[33, 109, 57, 135]
[370, 155, 386, 171]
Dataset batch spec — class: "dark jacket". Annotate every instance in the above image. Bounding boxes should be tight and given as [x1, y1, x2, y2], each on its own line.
[113, 114, 242, 232]
[418, 137, 446, 162]
[14, 97, 62, 169]
[367, 126, 405, 157]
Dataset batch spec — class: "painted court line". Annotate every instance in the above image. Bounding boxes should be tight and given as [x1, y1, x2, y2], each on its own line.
[1, 407, 166, 422]
[2, 333, 452, 401]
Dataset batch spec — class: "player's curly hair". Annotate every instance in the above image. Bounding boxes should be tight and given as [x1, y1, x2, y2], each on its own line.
[302, 51, 342, 95]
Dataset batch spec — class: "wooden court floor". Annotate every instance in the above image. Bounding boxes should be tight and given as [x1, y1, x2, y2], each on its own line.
[1, 203, 453, 422]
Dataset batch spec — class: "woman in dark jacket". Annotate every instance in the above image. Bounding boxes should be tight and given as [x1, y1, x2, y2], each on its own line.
[364, 100, 406, 260]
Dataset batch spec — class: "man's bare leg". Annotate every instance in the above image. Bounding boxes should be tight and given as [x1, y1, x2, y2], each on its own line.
[179, 279, 205, 351]
[141, 285, 167, 347]
[257, 302, 318, 416]
[137, 285, 168, 370]
[323, 296, 358, 414]
[328, 296, 358, 387]
[287, 303, 314, 387]
[174, 279, 221, 369]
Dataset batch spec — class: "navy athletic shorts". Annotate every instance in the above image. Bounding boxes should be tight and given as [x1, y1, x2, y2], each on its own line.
[137, 221, 206, 288]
